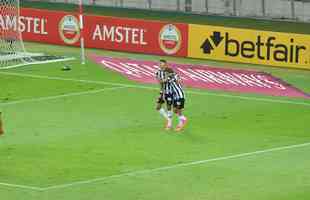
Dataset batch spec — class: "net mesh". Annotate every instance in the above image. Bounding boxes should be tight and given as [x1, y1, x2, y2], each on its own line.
[0, 0, 74, 69]
[0, 0, 31, 68]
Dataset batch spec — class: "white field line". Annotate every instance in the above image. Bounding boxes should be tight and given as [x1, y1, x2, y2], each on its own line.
[0, 86, 129, 106]
[0, 71, 310, 107]
[1, 57, 75, 70]
[0, 142, 309, 191]
[0, 182, 43, 191]
[41, 142, 310, 191]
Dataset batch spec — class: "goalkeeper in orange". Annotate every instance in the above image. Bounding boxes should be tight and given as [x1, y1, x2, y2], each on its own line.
[0, 112, 4, 135]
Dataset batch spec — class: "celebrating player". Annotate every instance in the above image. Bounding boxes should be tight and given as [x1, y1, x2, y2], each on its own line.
[167, 70, 187, 132]
[155, 59, 174, 130]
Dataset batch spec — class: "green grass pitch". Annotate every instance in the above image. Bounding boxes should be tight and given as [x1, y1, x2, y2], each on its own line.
[0, 42, 310, 200]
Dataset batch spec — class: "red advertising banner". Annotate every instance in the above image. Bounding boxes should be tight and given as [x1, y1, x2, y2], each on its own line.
[20, 8, 76, 46]
[19, 8, 188, 57]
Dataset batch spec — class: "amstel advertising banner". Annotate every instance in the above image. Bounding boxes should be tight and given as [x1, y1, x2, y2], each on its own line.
[7, 8, 310, 69]
[83, 15, 188, 56]
[17, 8, 188, 57]
[188, 24, 310, 70]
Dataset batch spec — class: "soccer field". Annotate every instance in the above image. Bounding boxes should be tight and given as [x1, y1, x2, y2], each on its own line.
[0, 42, 310, 200]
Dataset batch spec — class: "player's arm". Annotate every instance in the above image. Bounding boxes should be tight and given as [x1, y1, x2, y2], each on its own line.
[155, 72, 165, 95]
[167, 68, 182, 82]
[175, 74, 183, 85]
[169, 72, 182, 85]
[159, 82, 164, 93]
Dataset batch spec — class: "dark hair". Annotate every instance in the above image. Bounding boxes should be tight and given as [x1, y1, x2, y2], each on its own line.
[159, 59, 167, 63]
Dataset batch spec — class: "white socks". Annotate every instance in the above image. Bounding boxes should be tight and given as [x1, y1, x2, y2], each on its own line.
[159, 108, 169, 120]
[179, 115, 186, 120]
[167, 110, 173, 126]
[178, 115, 186, 124]
[159, 109, 174, 126]
[159, 109, 184, 128]
[167, 111, 173, 119]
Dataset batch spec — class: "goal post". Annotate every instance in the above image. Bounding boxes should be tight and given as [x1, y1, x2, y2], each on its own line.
[79, 0, 86, 65]
[0, 0, 75, 69]
[0, 0, 29, 68]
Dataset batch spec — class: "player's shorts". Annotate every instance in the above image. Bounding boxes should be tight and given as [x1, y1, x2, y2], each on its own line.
[157, 92, 165, 104]
[173, 98, 185, 109]
[156, 93, 173, 106]
[164, 93, 173, 106]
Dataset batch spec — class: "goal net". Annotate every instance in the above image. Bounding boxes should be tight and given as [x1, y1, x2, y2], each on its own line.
[0, 0, 74, 69]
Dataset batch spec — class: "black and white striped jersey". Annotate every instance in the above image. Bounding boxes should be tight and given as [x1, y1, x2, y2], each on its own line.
[167, 73, 185, 100]
[155, 68, 173, 95]
[155, 69, 166, 82]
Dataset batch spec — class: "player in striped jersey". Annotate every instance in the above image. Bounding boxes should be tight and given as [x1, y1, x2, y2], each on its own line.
[155, 59, 174, 130]
[167, 71, 187, 132]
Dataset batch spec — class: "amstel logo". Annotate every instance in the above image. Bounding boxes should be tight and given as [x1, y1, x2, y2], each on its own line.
[159, 24, 182, 55]
[59, 15, 80, 44]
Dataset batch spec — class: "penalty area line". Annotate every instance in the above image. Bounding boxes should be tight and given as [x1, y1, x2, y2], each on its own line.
[0, 182, 44, 191]
[0, 86, 129, 106]
[42, 141, 310, 191]
[1, 142, 309, 191]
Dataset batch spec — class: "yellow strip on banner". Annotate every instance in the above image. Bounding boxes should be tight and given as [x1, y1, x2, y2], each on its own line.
[188, 24, 310, 70]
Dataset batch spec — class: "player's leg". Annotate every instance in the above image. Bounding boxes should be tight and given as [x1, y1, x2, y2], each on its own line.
[174, 99, 187, 132]
[165, 94, 174, 130]
[156, 92, 169, 120]
[0, 112, 4, 135]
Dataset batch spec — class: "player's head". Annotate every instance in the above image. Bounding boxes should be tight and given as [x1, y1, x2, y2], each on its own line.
[159, 59, 167, 69]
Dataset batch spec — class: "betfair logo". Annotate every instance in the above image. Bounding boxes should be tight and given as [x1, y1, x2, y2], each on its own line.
[201, 32, 307, 64]
[200, 31, 223, 54]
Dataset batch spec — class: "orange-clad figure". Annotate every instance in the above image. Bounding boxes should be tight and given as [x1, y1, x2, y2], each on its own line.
[0, 112, 4, 135]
